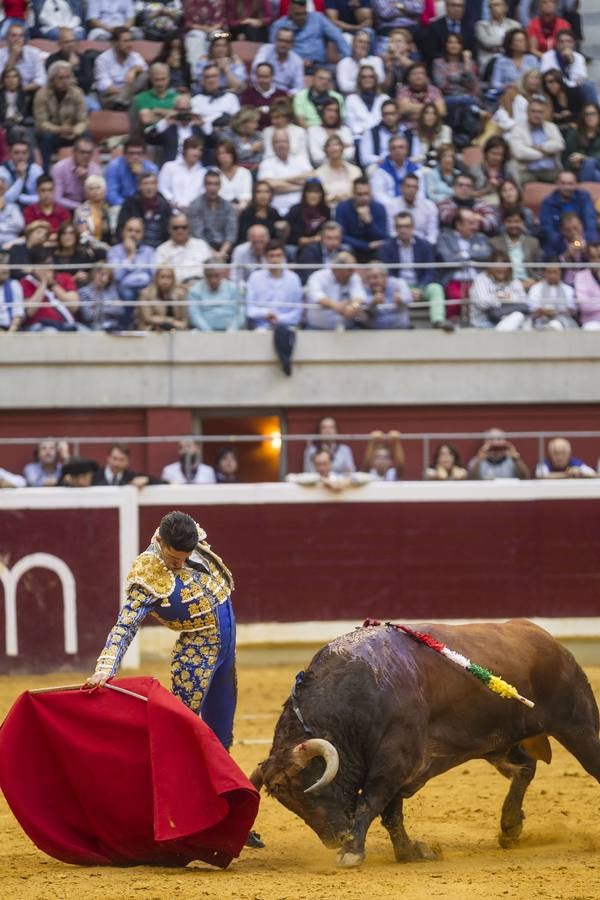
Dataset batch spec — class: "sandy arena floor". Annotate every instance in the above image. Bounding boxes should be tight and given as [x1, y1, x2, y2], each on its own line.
[0, 660, 599, 900]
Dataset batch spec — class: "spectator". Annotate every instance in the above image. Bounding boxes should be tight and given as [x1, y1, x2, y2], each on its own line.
[53, 220, 98, 286]
[153, 33, 192, 91]
[58, 457, 100, 487]
[251, 27, 304, 94]
[536, 438, 596, 479]
[364, 263, 412, 329]
[344, 65, 389, 142]
[490, 210, 542, 290]
[116, 172, 171, 248]
[293, 67, 345, 131]
[289, 449, 372, 489]
[526, 0, 571, 57]
[214, 139, 253, 211]
[510, 97, 567, 186]
[187, 170, 237, 260]
[87, 0, 137, 40]
[183, 0, 227, 65]
[381, 27, 416, 97]
[72, 175, 113, 255]
[262, 97, 309, 160]
[8, 220, 51, 278]
[359, 98, 406, 170]
[257, 129, 313, 218]
[468, 250, 530, 330]
[137, 267, 188, 331]
[107, 217, 155, 327]
[528, 262, 578, 329]
[94, 27, 147, 110]
[542, 67, 584, 136]
[155, 213, 212, 285]
[469, 136, 521, 207]
[335, 176, 389, 263]
[24, 175, 71, 239]
[303, 415, 356, 474]
[158, 137, 207, 213]
[190, 63, 241, 138]
[432, 33, 484, 148]
[162, 437, 216, 484]
[226, 0, 273, 42]
[326, 0, 372, 38]
[240, 63, 288, 132]
[0, 67, 31, 140]
[36, 0, 84, 41]
[396, 62, 446, 132]
[21, 246, 80, 332]
[0, 174, 25, 248]
[362, 430, 405, 480]
[144, 93, 205, 166]
[187, 259, 243, 330]
[44, 27, 97, 99]
[23, 439, 70, 486]
[411, 102, 453, 170]
[220, 108, 264, 173]
[490, 28, 539, 93]
[51, 137, 101, 212]
[492, 68, 545, 139]
[0, 465, 26, 488]
[213, 446, 239, 483]
[370, 134, 422, 209]
[78, 264, 125, 331]
[438, 173, 499, 237]
[437, 208, 493, 320]
[92, 442, 154, 487]
[245, 240, 303, 328]
[0, 250, 25, 331]
[136, 0, 183, 42]
[105, 140, 159, 210]
[424, 144, 466, 204]
[0, 139, 44, 208]
[564, 104, 600, 183]
[270, 0, 349, 71]
[574, 241, 600, 330]
[133, 62, 178, 131]
[194, 29, 247, 94]
[0, 23, 47, 94]
[424, 443, 468, 480]
[296, 219, 344, 284]
[230, 223, 270, 285]
[497, 178, 538, 235]
[287, 180, 330, 250]
[383, 171, 438, 244]
[308, 98, 354, 168]
[539, 171, 597, 257]
[305, 250, 368, 329]
[314, 135, 362, 208]
[378, 210, 449, 329]
[236, 180, 281, 243]
[540, 28, 597, 106]
[468, 428, 530, 480]
[336, 30, 384, 95]
[475, 0, 520, 71]
[422, 0, 477, 64]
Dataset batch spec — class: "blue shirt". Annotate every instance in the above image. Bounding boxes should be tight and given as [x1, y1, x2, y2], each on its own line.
[107, 243, 155, 289]
[187, 279, 244, 331]
[335, 198, 389, 253]
[105, 156, 159, 207]
[270, 12, 349, 65]
[245, 268, 303, 327]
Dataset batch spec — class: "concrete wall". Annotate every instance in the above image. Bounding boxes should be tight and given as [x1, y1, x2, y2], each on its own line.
[4, 331, 600, 409]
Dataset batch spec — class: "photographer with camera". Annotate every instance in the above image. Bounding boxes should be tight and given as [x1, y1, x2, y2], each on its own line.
[468, 428, 530, 480]
[145, 93, 205, 165]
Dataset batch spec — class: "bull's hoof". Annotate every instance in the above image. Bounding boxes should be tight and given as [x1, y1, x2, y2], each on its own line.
[499, 827, 522, 849]
[337, 850, 365, 868]
[394, 840, 441, 863]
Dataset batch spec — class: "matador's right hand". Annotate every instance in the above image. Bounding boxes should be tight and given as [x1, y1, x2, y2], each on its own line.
[85, 672, 108, 688]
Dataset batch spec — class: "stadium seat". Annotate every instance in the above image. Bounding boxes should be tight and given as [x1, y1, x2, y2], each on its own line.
[78, 40, 111, 54]
[232, 41, 261, 71]
[579, 182, 600, 205]
[89, 111, 129, 144]
[522, 182, 555, 217]
[461, 146, 482, 169]
[29, 38, 58, 55]
[132, 40, 162, 63]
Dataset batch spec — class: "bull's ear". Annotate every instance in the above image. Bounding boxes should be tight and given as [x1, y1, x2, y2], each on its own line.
[248, 762, 265, 790]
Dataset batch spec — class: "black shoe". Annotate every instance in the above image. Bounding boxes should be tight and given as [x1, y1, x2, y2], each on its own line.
[433, 319, 455, 333]
[245, 830, 265, 849]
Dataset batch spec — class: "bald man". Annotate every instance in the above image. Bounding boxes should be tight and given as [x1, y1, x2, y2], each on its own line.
[535, 438, 597, 478]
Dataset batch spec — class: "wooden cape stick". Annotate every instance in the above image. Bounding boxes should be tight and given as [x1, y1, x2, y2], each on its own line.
[29, 683, 149, 702]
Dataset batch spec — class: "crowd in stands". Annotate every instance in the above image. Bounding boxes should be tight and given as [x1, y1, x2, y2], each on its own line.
[1, 421, 599, 488]
[1, 0, 600, 337]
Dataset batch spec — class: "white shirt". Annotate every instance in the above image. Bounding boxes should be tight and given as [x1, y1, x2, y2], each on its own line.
[262, 123, 308, 159]
[0, 467, 26, 487]
[245, 268, 304, 326]
[155, 237, 212, 283]
[218, 167, 253, 207]
[190, 91, 240, 136]
[257, 153, 312, 216]
[307, 125, 355, 167]
[370, 163, 424, 207]
[158, 159, 207, 209]
[230, 242, 264, 286]
[94, 48, 146, 93]
[385, 195, 439, 244]
[540, 49, 588, 87]
[305, 269, 367, 330]
[344, 93, 390, 138]
[335, 56, 385, 94]
[161, 461, 216, 484]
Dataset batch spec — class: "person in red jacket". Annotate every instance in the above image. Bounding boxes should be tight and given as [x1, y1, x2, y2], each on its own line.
[527, 0, 571, 57]
[23, 174, 71, 239]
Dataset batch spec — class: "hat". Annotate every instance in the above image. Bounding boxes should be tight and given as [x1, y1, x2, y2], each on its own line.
[60, 458, 99, 477]
[25, 219, 51, 236]
[273, 323, 295, 377]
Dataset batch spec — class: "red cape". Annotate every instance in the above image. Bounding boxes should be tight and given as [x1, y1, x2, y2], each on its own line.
[0, 677, 259, 868]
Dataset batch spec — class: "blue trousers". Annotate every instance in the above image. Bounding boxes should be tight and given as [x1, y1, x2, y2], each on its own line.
[170, 599, 237, 749]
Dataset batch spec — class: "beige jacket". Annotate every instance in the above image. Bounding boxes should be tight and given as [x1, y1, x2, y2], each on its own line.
[33, 84, 88, 135]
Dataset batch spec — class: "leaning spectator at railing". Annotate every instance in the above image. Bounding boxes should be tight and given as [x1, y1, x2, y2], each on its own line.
[289, 449, 371, 491]
[490, 210, 542, 292]
[161, 437, 216, 484]
[424, 442, 467, 481]
[87, 0, 138, 40]
[187, 259, 243, 330]
[230, 223, 269, 286]
[335, 176, 389, 264]
[0, 465, 26, 488]
[305, 251, 368, 330]
[0, 138, 44, 208]
[137, 266, 188, 331]
[303, 417, 356, 474]
[23, 175, 71, 242]
[539, 171, 597, 257]
[78, 264, 126, 331]
[23, 439, 70, 487]
[257, 129, 313, 219]
[314, 135, 362, 209]
[468, 250, 530, 330]
[240, 63, 288, 132]
[296, 219, 344, 285]
[116, 172, 171, 249]
[105, 140, 159, 211]
[245, 240, 303, 329]
[270, 0, 350, 72]
[438, 172, 499, 238]
[536, 438, 597, 479]
[144, 94, 205, 166]
[511, 96, 565, 186]
[91, 442, 156, 487]
[0, 23, 47, 94]
[157, 136, 207, 214]
[8, 219, 52, 279]
[573, 242, 600, 330]
[0, 251, 24, 332]
[187, 170, 237, 262]
[437, 208, 493, 322]
[527, 263, 578, 329]
[21, 246, 81, 331]
[384, 171, 438, 245]
[94, 27, 148, 110]
[50, 137, 101, 212]
[363, 430, 405, 481]
[251, 28, 304, 95]
[377, 211, 449, 330]
[155, 213, 212, 285]
[293, 67, 345, 130]
[0, 174, 25, 249]
[133, 63, 178, 133]
[468, 428, 530, 480]
[33, 61, 88, 172]
[363, 263, 412, 330]
[107, 218, 155, 328]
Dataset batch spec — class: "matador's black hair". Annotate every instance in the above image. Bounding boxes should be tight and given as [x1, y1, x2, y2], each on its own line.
[159, 511, 198, 552]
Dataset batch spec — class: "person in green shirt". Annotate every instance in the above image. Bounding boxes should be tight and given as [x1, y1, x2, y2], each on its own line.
[134, 62, 178, 129]
[292, 66, 344, 129]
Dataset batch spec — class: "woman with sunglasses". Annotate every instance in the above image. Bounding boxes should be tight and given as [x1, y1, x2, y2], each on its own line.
[564, 104, 600, 183]
[542, 67, 584, 136]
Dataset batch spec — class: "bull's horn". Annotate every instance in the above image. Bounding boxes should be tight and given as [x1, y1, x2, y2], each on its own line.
[248, 764, 264, 790]
[291, 738, 339, 794]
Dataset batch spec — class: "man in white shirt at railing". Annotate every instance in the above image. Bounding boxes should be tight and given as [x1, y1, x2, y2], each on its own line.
[245, 241, 303, 330]
[305, 251, 368, 330]
[155, 213, 211, 286]
[161, 438, 216, 484]
[230, 224, 270, 288]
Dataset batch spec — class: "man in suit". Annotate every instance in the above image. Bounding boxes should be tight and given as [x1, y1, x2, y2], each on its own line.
[437, 207, 492, 322]
[335, 176, 389, 263]
[490, 210, 542, 290]
[378, 211, 451, 330]
[92, 443, 161, 487]
[420, 0, 478, 65]
[296, 220, 344, 284]
[144, 93, 205, 166]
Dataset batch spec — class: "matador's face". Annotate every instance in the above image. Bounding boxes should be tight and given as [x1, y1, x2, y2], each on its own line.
[157, 538, 189, 571]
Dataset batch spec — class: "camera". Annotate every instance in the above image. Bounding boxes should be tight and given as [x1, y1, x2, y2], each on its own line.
[176, 112, 192, 123]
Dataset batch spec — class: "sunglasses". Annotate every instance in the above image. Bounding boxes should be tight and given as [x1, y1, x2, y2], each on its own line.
[172, 224, 189, 230]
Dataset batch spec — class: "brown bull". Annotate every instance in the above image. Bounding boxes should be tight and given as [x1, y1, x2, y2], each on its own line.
[250, 620, 600, 866]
